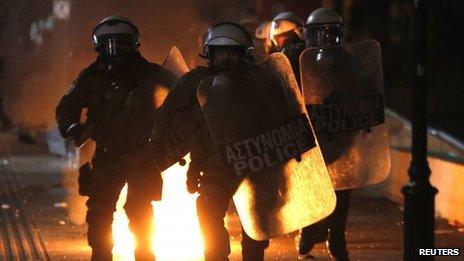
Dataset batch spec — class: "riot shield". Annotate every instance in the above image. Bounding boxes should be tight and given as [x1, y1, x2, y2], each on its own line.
[79, 139, 96, 164]
[197, 52, 336, 240]
[63, 138, 95, 224]
[150, 105, 200, 171]
[149, 47, 195, 171]
[161, 46, 189, 80]
[300, 40, 390, 190]
[153, 46, 190, 108]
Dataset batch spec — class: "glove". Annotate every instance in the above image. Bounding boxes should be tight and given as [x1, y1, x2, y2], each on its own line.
[186, 163, 201, 194]
[64, 123, 85, 140]
[78, 162, 94, 196]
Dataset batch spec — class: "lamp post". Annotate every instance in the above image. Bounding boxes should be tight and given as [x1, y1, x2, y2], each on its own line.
[402, 0, 437, 260]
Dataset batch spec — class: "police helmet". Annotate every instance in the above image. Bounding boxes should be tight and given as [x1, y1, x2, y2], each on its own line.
[304, 8, 343, 47]
[203, 22, 254, 61]
[237, 15, 260, 36]
[254, 21, 271, 40]
[92, 16, 140, 56]
[270, 11, 303, 40]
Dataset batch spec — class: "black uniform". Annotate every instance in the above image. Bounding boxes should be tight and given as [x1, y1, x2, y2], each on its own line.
[56, 53, 174, 260]
[152, 66, 269, 261]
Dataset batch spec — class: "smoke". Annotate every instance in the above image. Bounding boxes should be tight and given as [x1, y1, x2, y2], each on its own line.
[61, 139, 95, 225]
[0, 0, 258, 224]
[1, 0, 206, 131]
[62, 162, 87, 225]
[0, 0, 264, 132]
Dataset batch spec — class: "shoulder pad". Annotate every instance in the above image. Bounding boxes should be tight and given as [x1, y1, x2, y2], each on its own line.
[189, 66, 211, 76]
[76, 62, 98, 80]
[147, 61, 163, 71]
[177, 66, 211, 82]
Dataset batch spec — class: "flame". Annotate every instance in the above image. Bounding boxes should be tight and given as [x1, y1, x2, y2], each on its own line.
[112, 154, 204, 260]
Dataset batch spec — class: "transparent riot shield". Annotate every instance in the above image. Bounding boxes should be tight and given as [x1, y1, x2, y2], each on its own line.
[149, 47, 193, 171]
[152, 46, 190, 108]
[150, 105, 200, 171]
[197, 53, 336, 240]
[300, 39, 390, 190]
[161, 46, 190, 80]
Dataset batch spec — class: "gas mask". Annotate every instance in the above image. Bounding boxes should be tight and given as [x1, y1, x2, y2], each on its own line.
[210, 46, 246, 72]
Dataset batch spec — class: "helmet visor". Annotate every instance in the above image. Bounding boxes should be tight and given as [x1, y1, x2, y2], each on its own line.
[209, 46, 246, 71]
[95, 34, 137, 57]
[304, 24, 342, 47]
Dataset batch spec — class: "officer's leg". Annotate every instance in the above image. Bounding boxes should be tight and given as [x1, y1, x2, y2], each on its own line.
[196, 180, 231, 261]
[86, 156, 126, 261]
[125, 161, 162, 260]
[327, 189, 351, 261]
[298, 217, 329, 256]
[241, 228, 269, 261]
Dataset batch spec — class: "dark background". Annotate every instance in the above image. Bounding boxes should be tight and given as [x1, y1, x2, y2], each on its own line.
[0, 0, 463, 141]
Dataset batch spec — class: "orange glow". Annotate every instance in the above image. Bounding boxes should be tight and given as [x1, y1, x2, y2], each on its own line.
[112, 185, 136, 260]
[112, 154, 204, 260]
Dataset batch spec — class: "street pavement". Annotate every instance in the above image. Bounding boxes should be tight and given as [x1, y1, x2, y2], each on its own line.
[1, 132, 463, 260]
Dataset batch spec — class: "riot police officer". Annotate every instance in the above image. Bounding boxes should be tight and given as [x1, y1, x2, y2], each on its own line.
[269, 11, 306, 84]
[56, 16, 174, 260]
[151, 22, 269, 261]
[298, 8, 351, 261]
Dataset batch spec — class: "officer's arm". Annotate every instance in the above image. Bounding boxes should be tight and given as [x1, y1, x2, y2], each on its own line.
[55, 68, 92, 138]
